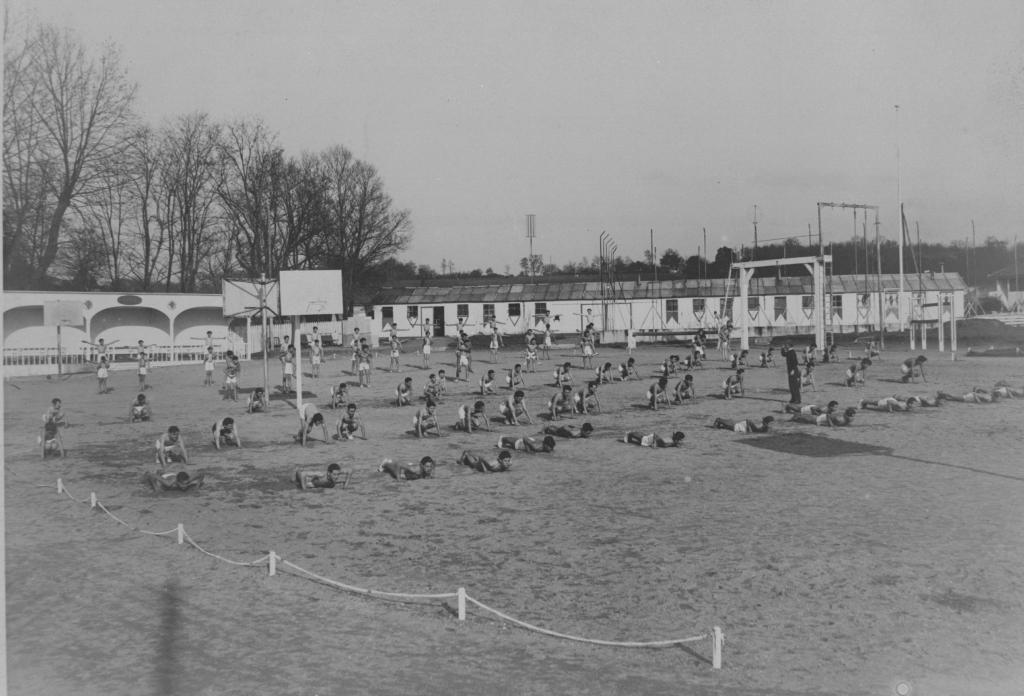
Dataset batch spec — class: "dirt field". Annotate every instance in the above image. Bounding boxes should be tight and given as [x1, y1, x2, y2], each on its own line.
[5, 340, 1024, 695]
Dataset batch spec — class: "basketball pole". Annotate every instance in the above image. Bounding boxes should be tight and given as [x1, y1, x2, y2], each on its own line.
[259, 275, 270, 404]
[293, 316, 303, 415]
[57, 324, 63, 376]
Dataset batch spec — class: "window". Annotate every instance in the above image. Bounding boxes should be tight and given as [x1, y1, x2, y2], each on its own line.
[802, 295, 814, 311]
[720, 298, 733, 320]
[831, 294, 843, 319]
[381, 306, 393, 329]
[692, 298, 705, 313]
[483, 303, 495, 323]
[407, 306, 418, 321]
[457, 304, 469, 320]
[773, 296, 787, 320]
[859, 293, 871, 308]
[534, 302, 547, 318]
[747, 296, 760, 312]
[508, 303, 521, 317]
[665, 299, 679, 323]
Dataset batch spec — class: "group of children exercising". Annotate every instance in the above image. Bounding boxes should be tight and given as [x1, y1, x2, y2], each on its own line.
[43, 326, 1022, 493]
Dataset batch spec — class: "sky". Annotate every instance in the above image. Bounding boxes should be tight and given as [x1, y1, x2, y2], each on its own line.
[8, 0, 1024, 273]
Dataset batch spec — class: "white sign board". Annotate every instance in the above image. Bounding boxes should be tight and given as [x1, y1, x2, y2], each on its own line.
[279, 270, 344, 316]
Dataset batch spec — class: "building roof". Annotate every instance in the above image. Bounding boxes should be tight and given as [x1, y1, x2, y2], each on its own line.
[369, 273, 966, 305]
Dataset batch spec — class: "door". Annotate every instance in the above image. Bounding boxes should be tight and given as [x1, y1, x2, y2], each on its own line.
[432, 306, 445, 337]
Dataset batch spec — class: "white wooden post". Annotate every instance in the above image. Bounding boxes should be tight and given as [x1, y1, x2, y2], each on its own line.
[57, 478, 63, 495]
[712, 626, 723, 669]
[90, 492, 97, 508]
[268, 551, 278, 576]
[177, 523, 184, 545]
[457, 587, 466, 621]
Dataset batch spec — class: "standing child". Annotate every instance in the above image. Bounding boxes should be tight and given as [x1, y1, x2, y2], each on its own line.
[203, 347, 215, 386]
[388, 334, 403, 372]
[137, 351, 151, 390]
[421, 330, 432, 369]
[357, 343, 372, 388]
[309, 337, 323, 379]
[223, 358, 240, 402]
[97, 357, 110, 394]
[540, 322, 552, 360]
[350, 328, 362, 375]
[489, 325, 501, 363]
[524, 339, 539, 373]
[626, 328, 637, 356]
[436, 369, 448, 397]
[281, 344, 295, 393]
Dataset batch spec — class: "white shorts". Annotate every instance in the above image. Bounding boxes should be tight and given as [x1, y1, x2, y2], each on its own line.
[422, 344, 431, 356]
[226, 376, 237, 385]
[359, 361, 370, 371]
[311, 355, 321, 366]
[459, 355, 469, 367]
[583, 345, 594, 356]
[97, 368, 109, 379]
[138, 367, 148, 375]
[284, 363, 294, 376]
[734, 421, 749, 433]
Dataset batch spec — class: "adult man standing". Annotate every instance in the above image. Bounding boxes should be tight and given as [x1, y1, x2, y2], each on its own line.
[784, 342, 801, 404]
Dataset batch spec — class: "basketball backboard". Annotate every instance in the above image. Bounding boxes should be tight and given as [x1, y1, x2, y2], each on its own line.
[43, 300, 84, 326]
[223, 278, 280, 317]
[279, 270, 344, 316]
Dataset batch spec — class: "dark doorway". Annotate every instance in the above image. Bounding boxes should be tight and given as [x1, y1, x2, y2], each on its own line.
[432, 306, 445, 337]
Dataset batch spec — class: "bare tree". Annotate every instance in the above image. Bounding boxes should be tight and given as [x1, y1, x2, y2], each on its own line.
[217, 118, 283, 278]
[2, 22, 136, 288]
[158, 113, 223, 291]
[123, 125, 169, 289]
[318, 146, 412, 312]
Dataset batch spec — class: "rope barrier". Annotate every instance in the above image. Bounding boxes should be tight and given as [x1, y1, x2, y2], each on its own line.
[94, 501, 137, 529]
[40, 476, 723, 668]
[181, 529, 269, 568]
[280, 559, 459, 600]
[464, 594, 707, 648]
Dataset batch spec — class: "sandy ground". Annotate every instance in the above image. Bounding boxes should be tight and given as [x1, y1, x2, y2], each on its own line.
[4, 341, 1024, 696]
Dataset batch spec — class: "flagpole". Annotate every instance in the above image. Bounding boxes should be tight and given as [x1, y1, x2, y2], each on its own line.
[896, 104, 905, 332]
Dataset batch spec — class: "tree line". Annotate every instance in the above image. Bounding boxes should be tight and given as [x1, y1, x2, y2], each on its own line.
[3, 21, 411, 311]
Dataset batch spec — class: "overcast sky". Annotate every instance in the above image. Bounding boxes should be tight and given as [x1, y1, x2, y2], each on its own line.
[10, 0, 1024, 272]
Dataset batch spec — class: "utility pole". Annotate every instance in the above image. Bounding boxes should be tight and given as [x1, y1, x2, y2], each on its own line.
[526, 214, 536, 282]
[896, 105, 905, 332]
[650, 229, 657, 282]
[752, 205, 758, 261]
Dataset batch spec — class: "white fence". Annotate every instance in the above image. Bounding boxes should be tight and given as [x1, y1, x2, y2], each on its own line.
[3, 342, 249, 378]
